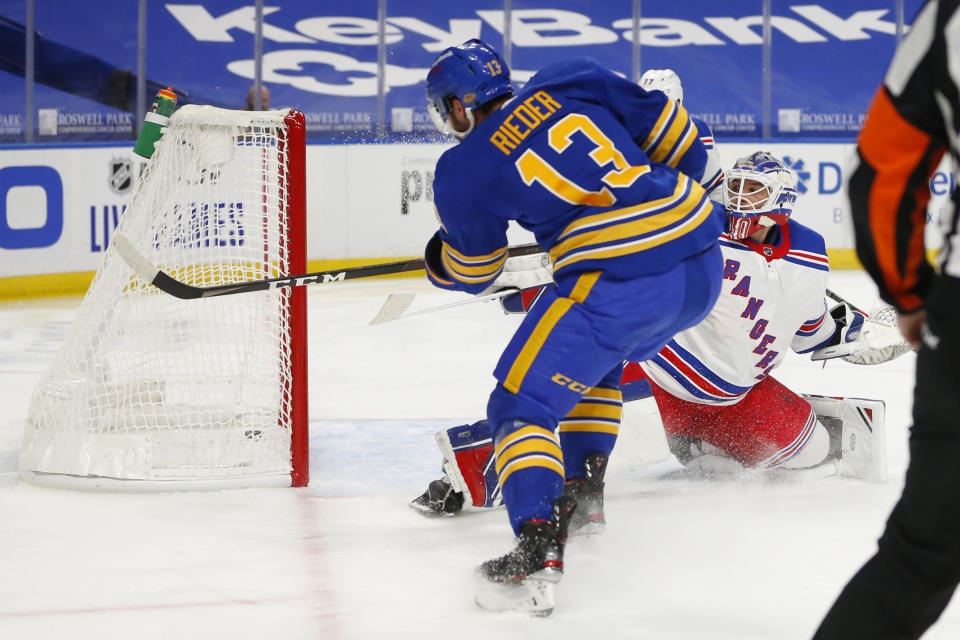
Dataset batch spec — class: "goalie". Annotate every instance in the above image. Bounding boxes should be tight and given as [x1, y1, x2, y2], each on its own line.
[413, 151, 913, 521]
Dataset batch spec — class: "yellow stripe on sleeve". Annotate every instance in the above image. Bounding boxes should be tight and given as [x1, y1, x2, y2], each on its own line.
[443, 242, 508, 264]
[664, 120, 699, 168]
[641, 100, 677, 151]
[648, 108, 691, 165]
[440, 242, 508, 284]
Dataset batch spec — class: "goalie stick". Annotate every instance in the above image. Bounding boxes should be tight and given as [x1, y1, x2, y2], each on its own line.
[825, 288, 866, 315]
[369, 289, 519, 325]
[370, 287, 867, 326]
[113, 232, 543, 300]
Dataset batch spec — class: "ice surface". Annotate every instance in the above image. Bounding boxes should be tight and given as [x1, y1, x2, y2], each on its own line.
[0, 271, 955, 640]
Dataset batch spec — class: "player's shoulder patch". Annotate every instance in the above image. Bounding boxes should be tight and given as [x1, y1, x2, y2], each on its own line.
[782, 220, 829, 272]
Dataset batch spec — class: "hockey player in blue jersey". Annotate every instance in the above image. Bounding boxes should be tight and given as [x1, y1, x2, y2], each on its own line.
[422, 39, 726, 615]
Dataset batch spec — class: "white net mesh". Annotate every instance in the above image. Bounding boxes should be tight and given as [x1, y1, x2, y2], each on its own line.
[21, 106, 304, 488]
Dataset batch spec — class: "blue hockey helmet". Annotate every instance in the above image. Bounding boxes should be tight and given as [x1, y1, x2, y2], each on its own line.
[425, 39, 513, 138]
[723, 151, 798, 240]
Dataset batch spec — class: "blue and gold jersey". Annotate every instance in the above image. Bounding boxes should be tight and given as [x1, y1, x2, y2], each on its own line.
[428, 57, 725, 294]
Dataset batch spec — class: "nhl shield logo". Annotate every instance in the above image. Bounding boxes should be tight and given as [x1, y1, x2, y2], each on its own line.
[109, 158, 133, 194]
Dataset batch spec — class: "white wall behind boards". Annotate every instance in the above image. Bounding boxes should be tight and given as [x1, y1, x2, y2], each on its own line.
[0, 142, 952, 278]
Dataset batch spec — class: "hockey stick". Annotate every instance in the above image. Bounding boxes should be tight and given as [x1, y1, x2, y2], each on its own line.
[370, 286, 873, 328]
[113, 232, 544, 300]
[369, 289, 518, 325]
[825, 288, 866, 315]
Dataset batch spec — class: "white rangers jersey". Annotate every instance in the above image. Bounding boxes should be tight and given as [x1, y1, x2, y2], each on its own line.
[639, 219, 838, 405]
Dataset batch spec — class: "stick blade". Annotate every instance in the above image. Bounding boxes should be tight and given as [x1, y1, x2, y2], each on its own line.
[113, 232, 160, 284]
[369, 293, 417, 325]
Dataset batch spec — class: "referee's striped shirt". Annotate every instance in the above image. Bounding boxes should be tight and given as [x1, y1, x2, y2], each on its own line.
[849, 0, 960, 312]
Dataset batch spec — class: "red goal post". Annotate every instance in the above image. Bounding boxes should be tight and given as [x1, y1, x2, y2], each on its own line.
[21, 106, 309, 490]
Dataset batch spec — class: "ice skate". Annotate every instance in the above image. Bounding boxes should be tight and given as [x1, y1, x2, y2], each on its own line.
[474, 495, 576, 617]
[563, 452, 608, 535]
[667, 435, 744, 478]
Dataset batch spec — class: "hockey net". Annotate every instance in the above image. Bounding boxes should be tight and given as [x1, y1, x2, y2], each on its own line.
[21, 106, 308, 490]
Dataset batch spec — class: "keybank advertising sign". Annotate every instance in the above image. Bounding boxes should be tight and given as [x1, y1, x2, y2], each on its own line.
[0, 1, 924, 141]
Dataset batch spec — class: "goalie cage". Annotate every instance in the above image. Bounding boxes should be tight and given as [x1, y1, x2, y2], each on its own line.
[20, 106, 309, 490]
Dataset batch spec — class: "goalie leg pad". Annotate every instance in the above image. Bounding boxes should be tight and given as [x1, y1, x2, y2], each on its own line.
[435, 420, 501, 508]
[500, 284, 555, 314]
[803, 394, 887, 482]
[838, 398, 887, 482]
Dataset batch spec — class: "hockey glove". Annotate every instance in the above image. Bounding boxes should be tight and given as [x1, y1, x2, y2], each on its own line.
[410, 478, 465, 516]
[478, 252, 554, 296]
[841, 304, 914, 365]
[810, 303, 912, 365]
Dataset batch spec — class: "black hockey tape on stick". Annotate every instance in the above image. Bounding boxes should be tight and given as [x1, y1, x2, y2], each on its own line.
[113, 232, 545, 300]
[825, 288, 866, 315]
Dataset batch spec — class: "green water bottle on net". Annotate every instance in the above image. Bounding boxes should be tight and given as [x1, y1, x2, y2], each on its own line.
[133, 87, 178, 159]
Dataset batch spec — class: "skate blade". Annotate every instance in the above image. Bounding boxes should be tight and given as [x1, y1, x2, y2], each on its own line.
[475, 573, 558, 616]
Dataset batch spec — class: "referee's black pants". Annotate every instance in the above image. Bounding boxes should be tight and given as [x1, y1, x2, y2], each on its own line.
[814, 276, 960, 640]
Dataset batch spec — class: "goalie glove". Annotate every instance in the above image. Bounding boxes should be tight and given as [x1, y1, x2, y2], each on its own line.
[478, 252, 554, 296]
[811, 303, 913, 365]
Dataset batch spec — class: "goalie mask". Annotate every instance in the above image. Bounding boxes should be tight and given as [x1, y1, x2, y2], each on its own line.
[425, 39, 513, 139]
[723, 151, 798, 240]
[639, 68, 684, 105]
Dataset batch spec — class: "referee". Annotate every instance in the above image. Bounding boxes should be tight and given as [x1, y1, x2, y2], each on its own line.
[814, 1, 960, 638]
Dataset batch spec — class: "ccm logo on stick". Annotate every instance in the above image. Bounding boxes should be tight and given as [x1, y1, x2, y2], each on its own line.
[0, 166, 63, 249]
[271, 272, 347, 288]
